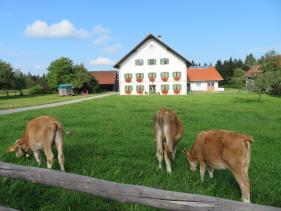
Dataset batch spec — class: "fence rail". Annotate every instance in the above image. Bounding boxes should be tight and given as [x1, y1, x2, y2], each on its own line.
[0, 161, 280, 211]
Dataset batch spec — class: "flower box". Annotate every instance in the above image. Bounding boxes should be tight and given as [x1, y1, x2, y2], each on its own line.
[162, 90, 168, 95]
[149, 77, 155, 82]
[136, 78, 143, 82]
[174, 89, 180, 94]
[125, 78, 131, 83]
[137, 90, 143, 94]
[174, 76, 181, 81]
[161, 77, 168, 82]
[125, 90, 131, 94]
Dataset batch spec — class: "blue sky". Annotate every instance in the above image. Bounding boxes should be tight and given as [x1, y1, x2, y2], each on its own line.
[0, 0, 280, 75]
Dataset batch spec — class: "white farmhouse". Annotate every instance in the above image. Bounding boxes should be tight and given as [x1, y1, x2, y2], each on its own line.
[114, 34, 223, 95]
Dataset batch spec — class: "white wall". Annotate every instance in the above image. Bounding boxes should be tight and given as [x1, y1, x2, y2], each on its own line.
[118, 39, 188, 95]
[190, 81, 220, 92]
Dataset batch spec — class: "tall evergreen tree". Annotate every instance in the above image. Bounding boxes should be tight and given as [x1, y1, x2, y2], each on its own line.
[245, 54, 257, 68]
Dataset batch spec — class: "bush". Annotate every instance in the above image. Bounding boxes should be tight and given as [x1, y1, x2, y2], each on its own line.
[29, 85, 49, 95]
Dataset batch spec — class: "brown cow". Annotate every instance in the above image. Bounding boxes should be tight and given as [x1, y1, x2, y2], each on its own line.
[7, 116, 65, 171]
[183, 130, 253, 202]
[153, 108, 184, 173]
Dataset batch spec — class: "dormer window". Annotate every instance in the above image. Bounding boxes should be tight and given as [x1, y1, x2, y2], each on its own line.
[135, 59, 144, 66]
[160, 58, 169, 65]
[148, 59, 156, 65]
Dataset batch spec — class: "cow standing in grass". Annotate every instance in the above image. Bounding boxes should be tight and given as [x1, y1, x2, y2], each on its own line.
[7, 116, 65, 171]
[153, 108, 184, 173]
[183, 130, 253, 202]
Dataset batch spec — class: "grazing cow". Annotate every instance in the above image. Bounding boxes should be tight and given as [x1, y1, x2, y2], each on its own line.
[7, 116, 65, 171]
[153, 108, 184, 173]
[183, 130, 253, 202]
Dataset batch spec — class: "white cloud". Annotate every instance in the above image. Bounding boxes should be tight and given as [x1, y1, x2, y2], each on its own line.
[92, 24, 111, 45]
[93, 34, 110, 45]
[103, 44, 122, 55]
[24, 19, 90, 38]
[93, 24, 110, 35]
[89, 57, 115, 66]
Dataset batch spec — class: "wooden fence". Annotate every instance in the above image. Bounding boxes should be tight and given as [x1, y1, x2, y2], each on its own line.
[0, 161, 280, 211]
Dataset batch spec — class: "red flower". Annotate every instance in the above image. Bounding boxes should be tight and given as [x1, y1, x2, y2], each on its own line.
[125, 90, 131, 94]
[174, 76, 181, 81]
[137, 90, 143, 94]
[161, 77, 168, 82]
[136, 78, 143, 82]
[174, 89, 180, 94]
[125, 78, 131, 83]
[149, 77, 155, 82]
[162, 90, 168, 95]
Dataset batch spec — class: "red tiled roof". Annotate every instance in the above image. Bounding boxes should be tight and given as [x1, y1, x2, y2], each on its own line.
[187, 66, 223, 81]
[90, 71, 117, 85]
[245, 65, 261, 78]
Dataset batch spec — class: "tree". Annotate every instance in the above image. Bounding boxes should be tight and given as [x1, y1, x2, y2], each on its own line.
[258, 50, 281, 96]
[47, 57, 74, 89]
[13, 69, 26, 95]
[71, 64, 91, 93]
[255, 71, 272, 101]
[0, 60, 14, 96]
[230, 68, 246, 91]
[245, 54, 257, 68]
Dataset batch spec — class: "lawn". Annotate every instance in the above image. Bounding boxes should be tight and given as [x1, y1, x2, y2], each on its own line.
[0, 93, 96, 110]
[0, 92, 281, 210]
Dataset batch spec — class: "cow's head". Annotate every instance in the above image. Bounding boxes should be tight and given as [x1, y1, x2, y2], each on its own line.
[183, 148, 198, 171]
[7, 139, 27, 158]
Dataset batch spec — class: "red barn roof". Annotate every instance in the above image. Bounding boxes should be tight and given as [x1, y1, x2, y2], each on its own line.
[90, 71, 117, 85]
[245, 64, 262, 78]
[187, 66, 223, 81]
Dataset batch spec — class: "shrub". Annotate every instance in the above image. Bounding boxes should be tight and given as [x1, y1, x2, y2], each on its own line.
[29, 85, 49, 95]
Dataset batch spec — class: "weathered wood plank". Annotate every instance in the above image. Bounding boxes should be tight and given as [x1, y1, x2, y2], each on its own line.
[0, 161, 280, 211]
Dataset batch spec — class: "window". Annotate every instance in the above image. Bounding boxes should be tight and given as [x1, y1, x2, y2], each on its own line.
[160, 72, 169, 81]
[161, 84, 169, 94]
[148, 59, 156, 65]
[136, 73, 144, 82]
[124, 73, 132, 82]
[135, 59, 144, 66]
[160, 58, 169, 65]
[148, 72, 157, 81]
[136, 85, 144, 93]
[173, 72, 181, 80]
[173, 84, 181, 94]
[161, 84, 169, 91]
[125, 85, 133, 94]
[173, 84, 182, 90]
[196, 82, 201, 87]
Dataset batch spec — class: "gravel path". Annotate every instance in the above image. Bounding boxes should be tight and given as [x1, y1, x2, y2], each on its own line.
[0, 92, 115, 116]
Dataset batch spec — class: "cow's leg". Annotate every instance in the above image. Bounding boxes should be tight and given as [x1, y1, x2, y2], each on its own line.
[231, 168, 250, 203]
[33, 150, 41, 165]
[172, 145, 177, 160]
[164, 142, 173, 173]
[43, 145, 54, 169]
[55, 130, 65, 171]
[207, 165, 214, 178]
[244, 147, 251, 180]
[199, 160, 206, 182]
[155, 125, 163, 170]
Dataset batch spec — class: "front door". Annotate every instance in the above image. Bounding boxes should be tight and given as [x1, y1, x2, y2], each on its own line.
[149, 85, 156, 94]
[207, 82, 215, 91]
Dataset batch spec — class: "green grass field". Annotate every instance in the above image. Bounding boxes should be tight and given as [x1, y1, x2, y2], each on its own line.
[0, 92, 281, 210]
[0, 93, 96, 110]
